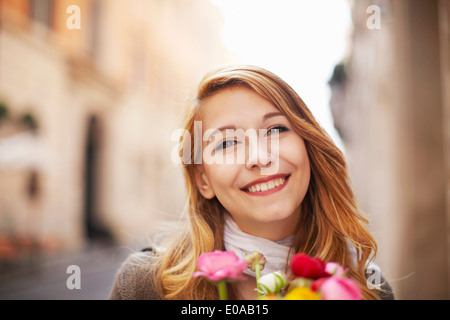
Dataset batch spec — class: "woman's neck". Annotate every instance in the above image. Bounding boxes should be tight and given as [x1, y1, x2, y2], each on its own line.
[229, 214, 299, 241]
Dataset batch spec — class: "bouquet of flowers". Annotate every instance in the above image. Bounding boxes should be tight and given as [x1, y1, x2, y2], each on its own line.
[192, 250, 362, 300]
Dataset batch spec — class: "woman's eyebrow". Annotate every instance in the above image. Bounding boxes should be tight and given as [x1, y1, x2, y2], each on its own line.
[205, 112, 286, 141]
[205, 125, 237, 142]
[262, 111, 284, 121]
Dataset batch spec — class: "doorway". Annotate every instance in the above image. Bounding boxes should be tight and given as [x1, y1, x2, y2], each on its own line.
[83, 115, 113, 244]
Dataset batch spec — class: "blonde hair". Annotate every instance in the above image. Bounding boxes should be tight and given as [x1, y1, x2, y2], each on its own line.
[154, 65, 379, 300]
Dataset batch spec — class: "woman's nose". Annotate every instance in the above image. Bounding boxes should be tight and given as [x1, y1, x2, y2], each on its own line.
[245, 134, 276, 173]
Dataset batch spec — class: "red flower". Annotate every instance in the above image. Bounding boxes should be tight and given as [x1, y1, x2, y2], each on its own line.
[290, 253, 327, 280]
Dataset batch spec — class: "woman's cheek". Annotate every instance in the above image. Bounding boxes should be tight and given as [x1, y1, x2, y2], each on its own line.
[282, 135, 309, 165]
[205, 163, 240, 189]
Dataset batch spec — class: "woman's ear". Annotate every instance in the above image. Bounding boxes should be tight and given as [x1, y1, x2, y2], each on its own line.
[193, 167, 215, 199]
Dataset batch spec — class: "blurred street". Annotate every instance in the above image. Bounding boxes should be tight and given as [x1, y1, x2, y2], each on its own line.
[0, 243, 130, 300]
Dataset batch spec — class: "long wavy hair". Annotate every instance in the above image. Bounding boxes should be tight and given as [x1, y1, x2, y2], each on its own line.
[154, 65, 379, 300]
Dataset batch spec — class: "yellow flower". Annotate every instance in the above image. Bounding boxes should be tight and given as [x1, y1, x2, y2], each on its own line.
[259, 294, 281, 300]
[284, 287, 321, 300]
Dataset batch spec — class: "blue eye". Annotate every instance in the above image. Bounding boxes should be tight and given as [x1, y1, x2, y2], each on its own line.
[267, 125, 289, 136]
[216, 140, 238, 151]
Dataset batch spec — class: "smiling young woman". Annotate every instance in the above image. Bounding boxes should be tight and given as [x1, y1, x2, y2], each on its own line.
[193, 86, 311, 242]
[109, 65, 394, 300]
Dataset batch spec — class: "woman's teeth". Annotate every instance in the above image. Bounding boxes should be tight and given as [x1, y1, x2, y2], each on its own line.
[247, 177, 287, 193]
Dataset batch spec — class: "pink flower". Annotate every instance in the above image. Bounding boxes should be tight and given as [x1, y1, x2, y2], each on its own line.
[318, 276, 362, 300]
[192, 250, 248, 283]
[325, 262, 346, 277]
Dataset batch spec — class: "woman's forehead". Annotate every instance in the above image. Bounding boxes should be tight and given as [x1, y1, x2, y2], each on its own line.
[199, 86, 282, 126]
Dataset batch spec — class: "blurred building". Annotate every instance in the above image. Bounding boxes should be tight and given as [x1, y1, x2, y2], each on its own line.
[0, 0, 233, 270]
[330, 0, 450, 299]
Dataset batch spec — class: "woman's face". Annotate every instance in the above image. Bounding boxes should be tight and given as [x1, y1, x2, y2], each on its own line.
[194, 86, 311, 241]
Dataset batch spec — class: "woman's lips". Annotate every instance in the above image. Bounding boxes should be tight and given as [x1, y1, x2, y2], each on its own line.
[241, 174, 290, 196]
